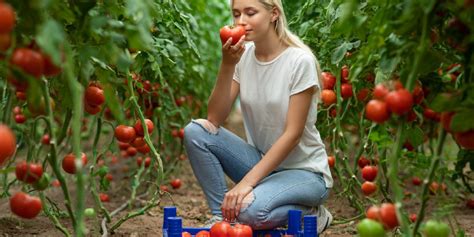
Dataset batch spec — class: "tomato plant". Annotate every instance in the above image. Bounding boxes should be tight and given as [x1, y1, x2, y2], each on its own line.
[15, 161, 43, 184]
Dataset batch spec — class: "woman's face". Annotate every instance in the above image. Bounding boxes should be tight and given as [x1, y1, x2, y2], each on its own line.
[232, 0, 276, 42]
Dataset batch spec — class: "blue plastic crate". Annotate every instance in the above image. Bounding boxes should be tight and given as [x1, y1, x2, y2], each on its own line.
[163, 206, 318, 237]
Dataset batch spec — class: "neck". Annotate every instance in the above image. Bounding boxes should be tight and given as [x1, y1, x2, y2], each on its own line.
[254, 30, 288, 61]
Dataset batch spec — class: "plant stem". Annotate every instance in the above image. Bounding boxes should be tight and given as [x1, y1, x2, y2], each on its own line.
[40, 78, 77, 228]
[40, 192, 71, 237]
[412, 131, 447, 236]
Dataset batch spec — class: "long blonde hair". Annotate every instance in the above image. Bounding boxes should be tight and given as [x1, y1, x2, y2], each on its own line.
[231, 0, 324, 90]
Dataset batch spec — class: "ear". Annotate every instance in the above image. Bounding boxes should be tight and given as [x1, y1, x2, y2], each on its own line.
[271, 7, 280, 22]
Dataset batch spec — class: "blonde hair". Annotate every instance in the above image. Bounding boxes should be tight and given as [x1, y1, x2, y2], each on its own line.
[231, 0, 324, 90]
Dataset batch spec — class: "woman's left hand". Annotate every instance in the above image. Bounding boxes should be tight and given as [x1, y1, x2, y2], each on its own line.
[221, 181, 253, 222]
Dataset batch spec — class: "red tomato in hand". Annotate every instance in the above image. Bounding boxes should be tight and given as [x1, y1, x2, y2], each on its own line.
[220, 25, 246, 45]
[361, 165, 378, 181]
[0, 3, 15, 34]
[170, 178, 182, 189]
[85, 85, 105, 107]
[115, 125, 137, 143]
[15, 161, 43, 183]
[210, 221, 232, 237]
[10, 192, 42, 219]
[134, 119, 154, 136]
[10, 48, 45, 78]
[0, 124, 16, 166]
[62, 152, 88, 174]
[230, 223, 253, 237]
[365, 100, 390, 123]
[385, 89, 413, 115]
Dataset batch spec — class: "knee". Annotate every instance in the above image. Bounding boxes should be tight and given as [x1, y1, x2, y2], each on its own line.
[238, 204, 270, 230]
[183, 119, 216, 142]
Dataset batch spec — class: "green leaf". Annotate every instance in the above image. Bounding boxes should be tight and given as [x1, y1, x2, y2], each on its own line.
[430, 93, 461, 112]
[331, 42, 349, 64]
[404, 125, 424, 147]
[451, 110, 474, 132]
[36, 20, 65, 65]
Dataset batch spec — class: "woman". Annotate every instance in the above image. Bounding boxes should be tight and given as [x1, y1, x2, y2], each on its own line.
[183, 0, 333, 233]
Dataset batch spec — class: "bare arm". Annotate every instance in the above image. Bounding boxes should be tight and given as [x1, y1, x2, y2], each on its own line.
[207, 36, 246, 127]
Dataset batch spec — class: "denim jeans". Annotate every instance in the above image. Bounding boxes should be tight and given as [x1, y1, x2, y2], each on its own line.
[183, 120, 329, 229]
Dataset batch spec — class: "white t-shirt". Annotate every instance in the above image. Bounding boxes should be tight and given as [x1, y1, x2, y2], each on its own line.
[233, 43, 333, 188]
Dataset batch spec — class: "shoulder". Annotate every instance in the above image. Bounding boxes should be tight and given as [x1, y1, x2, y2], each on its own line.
[286, 47, 315, 64]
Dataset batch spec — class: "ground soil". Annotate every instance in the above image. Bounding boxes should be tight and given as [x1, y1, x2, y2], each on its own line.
[0, 111, 473, 236]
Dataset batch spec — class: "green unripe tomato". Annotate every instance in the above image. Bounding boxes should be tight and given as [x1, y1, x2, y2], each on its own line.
[423, 220, 450, 237]
[84, 208, 96, 217]
[357, 218, 386, 237]
[32, 173, 51, 191]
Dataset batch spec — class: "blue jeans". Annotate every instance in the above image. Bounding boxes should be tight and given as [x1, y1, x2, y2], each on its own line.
[183, 120, 329, 229]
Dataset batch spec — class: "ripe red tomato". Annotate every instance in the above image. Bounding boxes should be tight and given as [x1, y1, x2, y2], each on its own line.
[99, 193, 110, 202]
[341, 65, 349, 83]
[379, 203, 399, 229]
[0, 124, 16, 166]
[134, 119, 154, 136]
[10, 48, 45, 78]
[136, 143, 151, 154]
[178, 128, 185, 139]
[137, 157, 151, 168]
[15, 161, 43, 184]
[175, 96, 186, 107]
[182, 232, 192, 237]
[361, 165, 378, 181]
[219, 25, 246, 45]
[210, 221, 232, 237]
[42, 54, 62, 77]
[361, 181, 377, 196]
[358, 156, 370, 169]
[0, 33, 11, 51]
[115, 125, 137, 143]
[126, 146, 138, 157]
[373, 84, 389, 100]
[423, 108, 440, 122]
[196, 230, 211, 237]
[131, 137, 146, 148]
[412, 177, 422, 186]
[10, 192, 42, 219]
[366, 205, 380, 221]
[62, 152, 88, 174]
[321, 71, 336, 90]
[85, 85, 105, 107]
[14, 114, 26, 124]
[412, 85, 424, 104]
[230, 223, 253, 237]
[365, 100, 390, 124]
[340, 83, 353, 99]
[170, 178, 182, 189]
[409, 213, 417, 223]
[385, 89, 413, 115]
[321, 89, 336, 106]
[41, 134, 51, 145]
[356, 88, 370, 101]
[453, 130, 474, 150]
[0, 3, 15, 34]
[160, 185, 169, 192]
[327, 155, 335, 168]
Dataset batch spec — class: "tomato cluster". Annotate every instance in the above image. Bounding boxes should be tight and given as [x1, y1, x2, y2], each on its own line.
[115, 118, 154, 158]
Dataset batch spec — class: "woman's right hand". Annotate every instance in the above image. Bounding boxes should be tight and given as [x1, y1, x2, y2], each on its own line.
[222, 35, 246, 66]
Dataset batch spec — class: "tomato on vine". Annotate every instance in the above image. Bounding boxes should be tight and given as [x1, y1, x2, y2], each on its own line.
[15, 161, 43, 184]
[0, 124, 16, 166]
[62, 152, 88, 174]
[0, 2, 15, 34]
[10, 192, 42, 219]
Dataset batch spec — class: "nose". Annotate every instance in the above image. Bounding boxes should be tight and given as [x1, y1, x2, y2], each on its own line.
[235, 14, 247, 26]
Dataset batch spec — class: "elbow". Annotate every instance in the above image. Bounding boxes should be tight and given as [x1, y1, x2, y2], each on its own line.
[285, 131, 303, 148]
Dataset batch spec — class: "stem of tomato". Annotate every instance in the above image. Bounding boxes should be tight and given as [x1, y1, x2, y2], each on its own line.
[412, 131, 447, 236]
[62, 47, 86, 236]
[88, 114, 112, 222]
[126, 73, 164, 185]
[40, 78, 77, 230]
[39, 192, 71, 237]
